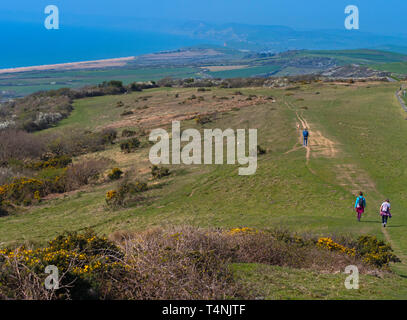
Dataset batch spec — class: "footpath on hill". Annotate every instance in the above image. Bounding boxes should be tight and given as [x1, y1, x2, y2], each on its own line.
[284, 97, 407, 276]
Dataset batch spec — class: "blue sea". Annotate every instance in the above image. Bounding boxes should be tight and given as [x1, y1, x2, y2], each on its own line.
[0, 21, 211, 69]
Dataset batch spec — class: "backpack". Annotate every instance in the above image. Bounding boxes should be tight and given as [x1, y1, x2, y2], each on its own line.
[357, 197, 364, 209]
[303, 130, 309, 137]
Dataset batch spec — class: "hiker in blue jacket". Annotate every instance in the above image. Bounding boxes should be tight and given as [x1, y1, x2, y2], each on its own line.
[354, 192, 366, 222]
[303, 128, 309, 146]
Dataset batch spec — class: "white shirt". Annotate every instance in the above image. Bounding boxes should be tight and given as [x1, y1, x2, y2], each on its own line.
[381, 202, 391, 212]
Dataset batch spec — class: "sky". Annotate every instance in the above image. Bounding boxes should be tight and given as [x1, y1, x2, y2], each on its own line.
[1, 0, 406, 68]
[0, 0, 405, 35]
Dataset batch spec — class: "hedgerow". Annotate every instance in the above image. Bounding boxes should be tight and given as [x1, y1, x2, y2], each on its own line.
[1, 226, 394, 300]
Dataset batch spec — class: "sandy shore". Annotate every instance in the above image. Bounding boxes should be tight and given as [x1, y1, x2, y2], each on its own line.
[0, 57, 136, 75]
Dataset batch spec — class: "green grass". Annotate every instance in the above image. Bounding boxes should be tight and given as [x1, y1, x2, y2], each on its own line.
[232, 263, 407, 300]
[2, 82, 407, 298]
[371, 62, 407, 75]
[0, 67, 201, 97]
[208, 65, 281, 78]
[303, 49, 407, 64]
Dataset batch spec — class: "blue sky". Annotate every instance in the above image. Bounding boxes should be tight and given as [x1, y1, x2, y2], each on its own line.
[0, 0, 405, 35]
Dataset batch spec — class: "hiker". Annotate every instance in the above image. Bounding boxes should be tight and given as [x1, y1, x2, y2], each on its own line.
[303, 128, 309, 146]
[380, 199, 392, 227]
[354, 191, 366, 222]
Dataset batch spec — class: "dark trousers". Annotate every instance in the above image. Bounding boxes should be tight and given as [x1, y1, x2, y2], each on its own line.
[382, 215, 388, 224]
[303, 137, 308, 146]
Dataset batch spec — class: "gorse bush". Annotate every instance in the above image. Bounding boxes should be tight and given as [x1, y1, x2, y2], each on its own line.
[151, 165, 170, 179]
[195, 115, 212, 125]
[106, 180, 148, 208]
[0, 230, 125, 299]
[1, 226, 389, 300]
[257, 145, 267, 155]
[121, 129, 137, 137]
[356, 235, 400, 268]
[107, 168, 123, 181]
[120, 138, 140, 153]
[26, 155, 72, 170]
[0, 158, 109, 212]
[0, 177, 45, 205]
[100, 128, 117, 145]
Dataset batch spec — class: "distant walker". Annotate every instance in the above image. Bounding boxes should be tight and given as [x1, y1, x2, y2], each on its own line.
[303, 128, 309, 147]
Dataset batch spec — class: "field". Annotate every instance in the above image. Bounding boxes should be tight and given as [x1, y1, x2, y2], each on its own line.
[1, 80, 407, 298]
[2, 48, 407, 100]
[0, 67, 201, 98]
[371, 62, 407, 76]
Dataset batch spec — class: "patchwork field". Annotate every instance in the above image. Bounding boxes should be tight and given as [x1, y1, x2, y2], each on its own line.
[2, 80, 407, 298]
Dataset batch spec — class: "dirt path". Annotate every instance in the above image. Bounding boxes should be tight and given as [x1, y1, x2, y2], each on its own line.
[284, 101, 338, 164]
[396, 89, 407, 112]
[285, 98, 407, 274]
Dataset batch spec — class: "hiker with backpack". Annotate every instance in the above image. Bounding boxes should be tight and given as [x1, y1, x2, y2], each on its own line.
[380, 199, 392, 227]
[303, 128, 309, 147]
[354, 192, 366, 222]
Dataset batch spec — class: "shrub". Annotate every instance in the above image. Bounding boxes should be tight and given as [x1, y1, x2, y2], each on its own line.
[257, 145, 267, 155]
[108, 168, 123, 181]
[356, 235, 400, 268]
[120, 138, 140, 153]
[26, 155, 72, 170]
[121, 129, 137, 137]
[0, 230, 124, 299]
[63, 159, 109, 191]
[317, 237, 356, 257]
[0, 177, 45, 205]
[0, 226, 388, 300]
[0, 129, 46, 164]
[120, 111, 134, 117]
[194, 115, 212, 125]
[46, 130, 109, 157]
[151, 165, 170, 179]
[0, 167, 20, 185]
[106, 180, 147, 208]
[100, 128, 117, 144]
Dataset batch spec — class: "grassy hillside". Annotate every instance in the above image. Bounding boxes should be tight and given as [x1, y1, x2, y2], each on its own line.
[1, 81, 407, 298]
[370, 62, 407, 76]
[301, 49, 407, 64]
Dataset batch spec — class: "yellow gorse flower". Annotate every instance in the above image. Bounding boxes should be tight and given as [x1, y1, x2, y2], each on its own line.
[317, 237, 356, 256]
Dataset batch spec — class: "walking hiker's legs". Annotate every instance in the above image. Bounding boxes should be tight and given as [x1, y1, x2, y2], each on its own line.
[357, 210, 362, 221]
[382, 215, 388, 226]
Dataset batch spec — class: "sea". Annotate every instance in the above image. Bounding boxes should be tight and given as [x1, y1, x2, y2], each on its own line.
[0, 21, 210, 69]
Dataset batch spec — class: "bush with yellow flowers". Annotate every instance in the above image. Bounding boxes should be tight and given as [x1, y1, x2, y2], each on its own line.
[228, 227, 258, 235]
[0, 230, 126, 299]
[105, 180, 148, 209]
[356, 235, 400, 268]
[107, 168, 123, 180]
[317, 237, 356, 257]
[0, 177, 45, 205]
[26, 155, 72, 170]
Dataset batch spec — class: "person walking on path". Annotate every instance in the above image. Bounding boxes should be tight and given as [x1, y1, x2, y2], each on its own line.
[303, 128, 309, 147]
[354, 192, 366, 222]
[380, 199, 392, 227]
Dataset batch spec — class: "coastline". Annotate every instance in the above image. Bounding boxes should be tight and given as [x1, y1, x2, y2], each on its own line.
[0, 56, 136, 75]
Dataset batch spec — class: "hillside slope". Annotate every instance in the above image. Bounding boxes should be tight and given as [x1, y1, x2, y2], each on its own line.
[1, 81, 407, 298]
